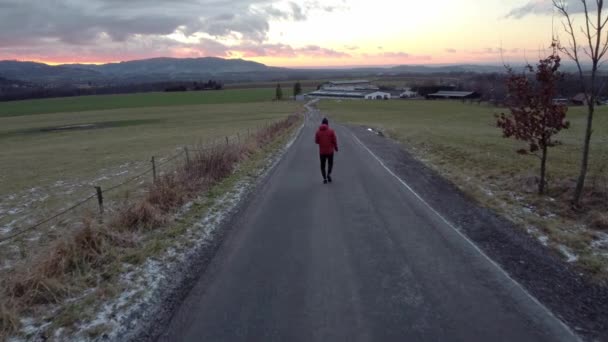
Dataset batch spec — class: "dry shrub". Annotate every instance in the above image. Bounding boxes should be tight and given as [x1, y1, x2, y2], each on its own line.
[7, 276, 68, 307]
[147, 175, 187, 212]
[0, 301, 19, 339]
[589, 211, 608, 231]
[6, 221, 131, 306]
[113, 200, 165, 231]
[192, 145, 241, 183]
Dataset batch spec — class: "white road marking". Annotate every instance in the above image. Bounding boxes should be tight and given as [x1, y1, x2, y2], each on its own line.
[351, 133, 581, 342]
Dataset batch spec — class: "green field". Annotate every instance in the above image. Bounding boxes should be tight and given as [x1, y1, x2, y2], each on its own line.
[0, 88, 280, 117]
[319, 99, 608, 274]
[0, 89, 301, 234]
[320, 100, 608, 182]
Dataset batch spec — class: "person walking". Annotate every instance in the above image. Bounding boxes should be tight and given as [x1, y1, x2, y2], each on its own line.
[315, 118, 338, 184]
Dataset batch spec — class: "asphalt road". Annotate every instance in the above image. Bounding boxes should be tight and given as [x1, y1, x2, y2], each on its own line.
[158, 106, 579, 342]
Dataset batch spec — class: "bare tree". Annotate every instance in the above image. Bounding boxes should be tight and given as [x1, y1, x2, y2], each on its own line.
[553, 0, 608, 206]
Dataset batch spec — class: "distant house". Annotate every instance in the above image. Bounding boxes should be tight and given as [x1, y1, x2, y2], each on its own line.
[427, 91, 480, 100]
[571, 93, 588, 106]
[364, 91, 391, 100]
[400, 88, 418, 98]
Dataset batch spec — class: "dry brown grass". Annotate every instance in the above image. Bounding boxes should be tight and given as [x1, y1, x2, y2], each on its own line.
[0, 112, 301, 339]
[589, 211, 608, 231]
[7, 219, 133, 307]
[0, 301, 19, 340]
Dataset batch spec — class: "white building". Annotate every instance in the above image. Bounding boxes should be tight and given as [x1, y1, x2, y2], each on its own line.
[364, 91, 391, 100]
[399, 88, 418, 98]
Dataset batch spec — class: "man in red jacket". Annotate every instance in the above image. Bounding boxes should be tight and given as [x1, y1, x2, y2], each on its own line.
[315, 118, 338, 184]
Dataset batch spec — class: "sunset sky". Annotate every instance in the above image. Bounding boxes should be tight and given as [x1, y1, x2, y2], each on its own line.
[0, 0, 591, 67]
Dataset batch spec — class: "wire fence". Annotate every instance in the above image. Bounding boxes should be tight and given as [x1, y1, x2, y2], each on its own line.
[0, 126, 268, 245]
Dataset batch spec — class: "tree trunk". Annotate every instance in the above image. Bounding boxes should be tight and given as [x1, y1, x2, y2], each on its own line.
[539, 144, 548, 195]
[573, 102, 595, 205]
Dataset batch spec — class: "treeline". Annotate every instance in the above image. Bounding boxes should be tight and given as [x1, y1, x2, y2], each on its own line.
[164, 80, 223, 92]
[0, 79, 224, 102]
[407, 72, 608, 104]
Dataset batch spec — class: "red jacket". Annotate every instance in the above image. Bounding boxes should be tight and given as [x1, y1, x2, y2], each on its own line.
[315, 124, 338, 155]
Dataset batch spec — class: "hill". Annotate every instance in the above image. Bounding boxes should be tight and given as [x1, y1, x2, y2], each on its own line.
[0, 57, 514, 85]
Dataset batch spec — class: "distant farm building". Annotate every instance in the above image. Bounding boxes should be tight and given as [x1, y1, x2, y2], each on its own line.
[322, 80, 378, 91]
[427, 91, 480, 100]
[307, 90, 369, 99]
[306, 89, 390, 100]
[364, 91, 391, 100]
[552, 98, 569, 105]
[571, 93, 588, 106]
[399, 88, 418, 98]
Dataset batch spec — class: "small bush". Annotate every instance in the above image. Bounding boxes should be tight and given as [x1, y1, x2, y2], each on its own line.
[113, 200, 165, 231]
[589, 211, 608, 230]
[7, 222, 132, 306]
[0, 302, 19, 339]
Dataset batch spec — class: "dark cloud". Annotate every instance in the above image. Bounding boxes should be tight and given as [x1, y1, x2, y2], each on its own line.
[289, 2, 307, 21]
[506, 0, 596, 19]
[0, 0, 351, 62]
[0, 0, 333, 47]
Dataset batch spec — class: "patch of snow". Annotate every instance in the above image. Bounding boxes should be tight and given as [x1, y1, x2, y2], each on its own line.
[558, 245, 579, 263]
[480, 186, 494, 197]
[0, 219, 19, 234]
[538, 235, 549, 246]
[0, 259, 14, 271]
[591, 232, 608, 250]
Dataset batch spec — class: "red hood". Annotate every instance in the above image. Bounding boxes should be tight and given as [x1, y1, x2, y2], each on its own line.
[319, 124, 329, 131]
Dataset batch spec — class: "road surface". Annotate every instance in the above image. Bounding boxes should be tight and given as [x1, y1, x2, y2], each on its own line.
[158, 106, 578, 342]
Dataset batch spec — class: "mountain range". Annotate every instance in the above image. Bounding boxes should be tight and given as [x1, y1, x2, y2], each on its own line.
[0, 57, 509, 85]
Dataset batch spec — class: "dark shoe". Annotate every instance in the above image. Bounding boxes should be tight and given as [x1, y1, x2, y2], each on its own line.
[323, 179, 328, 184]
[327, 175, 332, 183]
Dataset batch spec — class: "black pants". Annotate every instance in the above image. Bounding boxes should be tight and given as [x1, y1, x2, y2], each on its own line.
[320, 154, 334, 179]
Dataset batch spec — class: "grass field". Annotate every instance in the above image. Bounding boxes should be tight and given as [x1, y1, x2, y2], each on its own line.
[320, 100, 608, 181]
[0, 89, 301, 244]
[0, 88, 280, 117]
[319, 99, 608, 276]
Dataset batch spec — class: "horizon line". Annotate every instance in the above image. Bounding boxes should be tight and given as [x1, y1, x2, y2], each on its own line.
[0, 57, 513, 69]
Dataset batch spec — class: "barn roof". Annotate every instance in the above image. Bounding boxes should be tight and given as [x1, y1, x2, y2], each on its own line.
[428, 91, 476, 98]
[328, 80, 370, 85]
[308, 90, 367, 98]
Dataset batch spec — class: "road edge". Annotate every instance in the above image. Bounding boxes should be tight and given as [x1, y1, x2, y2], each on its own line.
[344, 123, 608, 341]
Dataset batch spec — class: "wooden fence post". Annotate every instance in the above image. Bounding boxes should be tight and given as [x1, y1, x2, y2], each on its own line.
[151, 156, 157, 183]
[225, 136, 229, 145]
[184, 147, 191, 166]
[95, 186, 104, 222]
